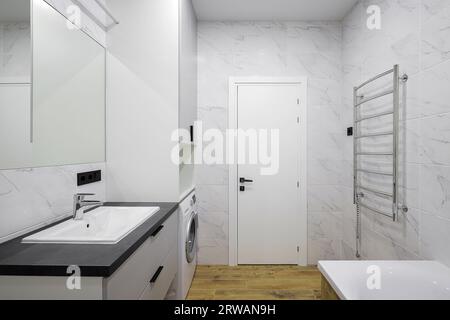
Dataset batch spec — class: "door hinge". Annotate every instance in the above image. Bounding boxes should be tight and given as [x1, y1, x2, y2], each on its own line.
[297, 116, 300, 124]
[297, 181, 300, 188]
[297, 246, 300, 253]
[297, 98, 300, 105]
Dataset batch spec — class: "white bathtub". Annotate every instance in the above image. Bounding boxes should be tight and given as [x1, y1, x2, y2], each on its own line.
[318, 261, 450, 300]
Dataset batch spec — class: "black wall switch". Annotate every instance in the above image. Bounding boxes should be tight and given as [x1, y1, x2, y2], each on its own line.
[77, 170, 102, 186]
[347, 127, 353, 136]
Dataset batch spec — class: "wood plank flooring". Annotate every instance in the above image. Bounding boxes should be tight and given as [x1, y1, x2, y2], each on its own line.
[187, 265, 322, 300]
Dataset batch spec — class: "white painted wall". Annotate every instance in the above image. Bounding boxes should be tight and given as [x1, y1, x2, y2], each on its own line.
[179, 0, 198, 132]
[179, 0, 198, 197]
[106, 0, 180, 202]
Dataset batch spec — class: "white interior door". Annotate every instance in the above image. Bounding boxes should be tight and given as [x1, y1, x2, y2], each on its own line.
[237, 83, 303, 265]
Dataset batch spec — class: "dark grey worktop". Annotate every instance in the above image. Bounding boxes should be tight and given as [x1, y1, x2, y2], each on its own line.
[0, 202, 178, 277]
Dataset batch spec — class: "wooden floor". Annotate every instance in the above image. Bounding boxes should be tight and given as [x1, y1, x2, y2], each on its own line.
[187, 265, 322, 300]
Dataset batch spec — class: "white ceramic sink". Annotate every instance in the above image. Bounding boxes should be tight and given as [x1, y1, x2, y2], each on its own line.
[22, 206, 160, 245]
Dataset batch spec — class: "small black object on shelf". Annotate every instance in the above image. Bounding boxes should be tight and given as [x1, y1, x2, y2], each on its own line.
[347, 127, 353, 136]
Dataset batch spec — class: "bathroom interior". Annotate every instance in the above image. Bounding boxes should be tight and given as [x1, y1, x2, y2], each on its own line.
[0, 0, 450, 301]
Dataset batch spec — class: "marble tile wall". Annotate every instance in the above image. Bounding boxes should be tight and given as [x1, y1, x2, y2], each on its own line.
[0, 163, 106, 243]
[0, 0, 107, 244]
[196, 21, 345, 265]
[0, 23, 30, 83]
[342, 0, 450, 267]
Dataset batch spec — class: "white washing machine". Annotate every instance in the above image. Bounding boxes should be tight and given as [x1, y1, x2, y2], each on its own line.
[177, 189, 198, 299]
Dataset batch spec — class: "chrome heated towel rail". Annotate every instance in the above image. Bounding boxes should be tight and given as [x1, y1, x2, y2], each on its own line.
[353, 65, 408, 258]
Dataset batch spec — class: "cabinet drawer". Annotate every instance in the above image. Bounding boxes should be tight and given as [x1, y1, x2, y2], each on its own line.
[139, 244, 177, 300]
[105, 211, 178, 300]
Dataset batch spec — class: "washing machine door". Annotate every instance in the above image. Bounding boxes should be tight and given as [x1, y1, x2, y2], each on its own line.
[185, 212, 198, 263]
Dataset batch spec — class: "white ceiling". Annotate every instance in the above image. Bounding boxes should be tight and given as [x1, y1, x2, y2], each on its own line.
[192, 0, 359, 21]
[0, 0, 30, 22]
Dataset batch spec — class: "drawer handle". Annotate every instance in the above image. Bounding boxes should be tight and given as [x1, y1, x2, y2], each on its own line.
[151, 225, 164, 237]
[150, 266, 164, 284]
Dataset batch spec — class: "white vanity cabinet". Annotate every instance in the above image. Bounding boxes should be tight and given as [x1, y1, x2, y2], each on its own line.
[0, 211, 178, 300]
[105, 212, 178, 300]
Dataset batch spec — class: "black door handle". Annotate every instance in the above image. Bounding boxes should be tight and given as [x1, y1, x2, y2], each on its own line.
[150, 266, 164, 284]
[151, 225, 164, 237]
[240, 178, 254, 183]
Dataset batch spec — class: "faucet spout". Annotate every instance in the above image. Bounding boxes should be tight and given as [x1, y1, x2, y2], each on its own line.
[73, 193, 103, 220]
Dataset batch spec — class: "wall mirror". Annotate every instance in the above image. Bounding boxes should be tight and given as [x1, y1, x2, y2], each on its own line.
[0, 0, 106, 170]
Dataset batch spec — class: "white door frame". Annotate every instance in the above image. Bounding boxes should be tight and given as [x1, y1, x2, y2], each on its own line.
[228, 77, 308, 266]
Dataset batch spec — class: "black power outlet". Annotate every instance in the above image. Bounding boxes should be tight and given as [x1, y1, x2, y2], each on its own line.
[77, 170, 102, 186]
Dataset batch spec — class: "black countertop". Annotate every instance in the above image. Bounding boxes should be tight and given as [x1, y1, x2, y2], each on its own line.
[0, 202, 178, 277]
